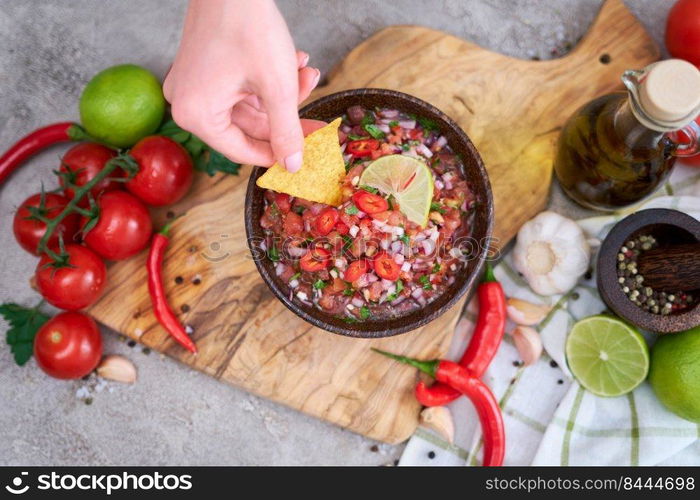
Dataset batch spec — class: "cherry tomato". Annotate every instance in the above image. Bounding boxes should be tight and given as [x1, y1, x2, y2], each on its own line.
[283, 212, 304, 235]
[127, 136, 194, 206]
[34, 311, 102, 379]
[344, 259, 369, 282]
[82, 191, 153, 261]
[335, 221, 350, 235]
[274, 193, 292, 212]
[676, 115, 700, 167]
[300, 247, 331, 272]
[666, 0, 700, 66]
[315, 207, 340, 235]
[373, 252, 400, 281]
[59, 142, 120, 204]
[352, 191, 389, 214]
[36, 244, 106, 310]
[13, 193, 80, 255]
[346, 139, 379, 158]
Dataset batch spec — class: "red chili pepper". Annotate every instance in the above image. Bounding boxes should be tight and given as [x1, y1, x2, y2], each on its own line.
[0, 122, 86, 185]
[416, 262, 505, 407]
[346, 138, 379, 158]
[147, 221, 197, 354]
[373, 349, 505, 466]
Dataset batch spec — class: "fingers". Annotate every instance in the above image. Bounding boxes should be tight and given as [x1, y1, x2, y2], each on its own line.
[296, 50, 310, 69]
[301, 119, 328, 136]
[198, 122, 275, 167]
[298, 66, 321, 103]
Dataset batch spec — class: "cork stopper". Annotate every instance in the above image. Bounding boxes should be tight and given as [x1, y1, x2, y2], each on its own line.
[639, 59, 700, 127]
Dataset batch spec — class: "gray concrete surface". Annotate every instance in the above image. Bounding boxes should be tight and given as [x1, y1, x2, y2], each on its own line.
[0, 0, 670, 465]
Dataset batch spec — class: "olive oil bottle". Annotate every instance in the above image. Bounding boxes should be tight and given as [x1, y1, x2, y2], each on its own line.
[555, 60, 700, 211]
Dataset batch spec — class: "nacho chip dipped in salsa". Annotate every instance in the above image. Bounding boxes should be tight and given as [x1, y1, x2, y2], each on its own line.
[258, 106, 475, 323]
[256, 118, 345, 206]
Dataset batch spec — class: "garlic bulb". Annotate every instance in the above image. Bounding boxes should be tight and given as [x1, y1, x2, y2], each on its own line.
[513, 211, 590, 295]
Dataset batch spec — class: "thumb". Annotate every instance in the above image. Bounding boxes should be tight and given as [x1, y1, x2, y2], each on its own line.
[259, 84, 305, 173]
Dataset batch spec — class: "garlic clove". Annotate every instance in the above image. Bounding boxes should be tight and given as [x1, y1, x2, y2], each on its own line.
[512, 326, 543, 366]
[506, 298, 551, 326]
[96, 355, 137, 384]
[419, 406, 455, 444]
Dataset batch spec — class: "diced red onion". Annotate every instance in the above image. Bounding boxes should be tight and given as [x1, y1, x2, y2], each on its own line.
[411, 288, 424, 299]
[352, 297, 365, 307]
[444, 179, 453, 190]
[436, 136, 448, 148]
[380, 239, 390, 250]
[449, 248, 462, 258]
[381, 279, 395, 290]
[447, 276, 456, 286]
[334, 257, 347, 270]
[260, 240, 267, 251]
[341, 124, 352, 134]
[391, 241, 404, 254]
[275, 263, 287, 276]
[372, 219, 385, 229]
[367, 273, 379, 283]
[310, 203, 325, 215]
[356, 210, 366, 218]
[399, 119, 416, 129]
[391, 296, 406, 306]
[380, 109, 399, 118]
[296, 291, 309, 301]
[343, 153, 352, 163]
[401, 262, 411, 272]
[340, 143, 347, 153]
[289, 279, 300, 288]
[417, 143, 433, 158]
[430, 229, 440, 242]
[288, 246, 307, 258]
[435, 179, 444, 190]
[394, 252, 405, 264]
[304, 220, 311, 232]
[349, 225, 359, 238]
[377, 124, 391, 134]
[417, 296, 427, 307]
[414, 233, 426, 242]
[355, 274, 370, 288]
[461, 201, 468, 211]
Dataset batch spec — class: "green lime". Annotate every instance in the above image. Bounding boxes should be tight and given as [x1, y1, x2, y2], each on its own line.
[649, 326, 700, 422]
[565, 315, 649, 397]
[359, 154, 433, 227]
[79, 64, 165, 148]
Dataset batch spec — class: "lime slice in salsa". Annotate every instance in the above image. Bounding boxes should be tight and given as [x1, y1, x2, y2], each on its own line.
[359, 155, 434, 227]
[565, 315, 649, 397]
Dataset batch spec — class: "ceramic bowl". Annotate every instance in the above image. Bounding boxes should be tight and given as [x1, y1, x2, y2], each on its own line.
[245, 89, 493, 338]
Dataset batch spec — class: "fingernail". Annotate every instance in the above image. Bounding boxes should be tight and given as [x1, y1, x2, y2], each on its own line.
[285, 151, 303, 173]
[300, 52, 310, 68]
[312, 69, 321, 87]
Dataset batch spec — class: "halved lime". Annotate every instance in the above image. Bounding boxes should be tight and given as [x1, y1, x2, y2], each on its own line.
[359, 154, 433, 227]
[565, 315, 649, 397]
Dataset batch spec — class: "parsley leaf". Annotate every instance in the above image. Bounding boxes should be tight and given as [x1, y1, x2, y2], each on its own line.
[419, 275, 434, 290]
[157, 119, 241, 177]
[417, 116, 439, 132]
[0, 303, 50, 366]
[313, 279, 328, 290]
[359, 305, 371, 320]
[268, 243, 280, 262]
[430, 202, 447, 214]
[363, 124, 385, 139]
[343, 288, 354, 296]
[432, 262, 442, 273]
[399, 234, 410, 245]
[345, 204, 359, 215]
[386, 279, 404, 301]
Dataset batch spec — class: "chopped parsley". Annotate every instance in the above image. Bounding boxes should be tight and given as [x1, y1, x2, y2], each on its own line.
[293, 205, 306, 215]
[399, 234, 410, 245]
[348, 134, 367, 141]
[313, 279, 328, 290]
[345, 204, 359, 215]
[361, 114, 374, 127]
[360, 185, 379, 194]
[363, 124, 385, 140]
[343, 288, 354, 296]
[432, 262, 441, 273]
[417, 116, 439, 132]
[268, 243, 280, 262]
[388, 120, 399, 127]
[419, 275, 433, 290]
[289, 272, 301, 282]
[359, 305, 371, 320]
[386, 279, 404, 301]
[430, 201, 446, 214]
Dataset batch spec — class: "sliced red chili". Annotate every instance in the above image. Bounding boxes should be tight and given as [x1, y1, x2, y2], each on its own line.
[373, 252, 400, 281]
[346, 139, 379, 158]
[274, 193, 291, 213]
[352, 191, 388, 214]
[344, 259, 369, 282]
[314, 207, 340, 236]
[300, 247, 331, 272]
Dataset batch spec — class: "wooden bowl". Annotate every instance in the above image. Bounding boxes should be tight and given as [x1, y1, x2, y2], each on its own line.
[597, 208, 700, 333]
[245, 89, 493, 338]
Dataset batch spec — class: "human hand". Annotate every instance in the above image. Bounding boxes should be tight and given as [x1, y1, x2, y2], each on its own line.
[163, 0, 321, 172]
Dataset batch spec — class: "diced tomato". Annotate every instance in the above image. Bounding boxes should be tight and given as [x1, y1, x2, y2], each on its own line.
[373, 252, 400, 281]
[300, 247, 331, 272]
[352, 191, 388, 214]
[347, 139, 379, 158]
[370, 149, 382, 160]
[329, 277, 347, 294]
[344, 259, 369, 282]
[368, 281, 383, 302]
[275, 193, 291, 212]
[387, 133, 402, 145]
[314, 207, 340, 236]
[283, 212, 304, 235]
[335, 221, 349, 235]
[408, 129, 423, 141]
[318, 294, 337, 311]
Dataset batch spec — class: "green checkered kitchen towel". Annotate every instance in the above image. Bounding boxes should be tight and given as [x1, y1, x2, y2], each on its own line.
[400, 164, 700, 466]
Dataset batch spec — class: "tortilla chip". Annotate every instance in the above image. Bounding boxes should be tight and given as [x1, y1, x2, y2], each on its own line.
[256, 118, 344, 206]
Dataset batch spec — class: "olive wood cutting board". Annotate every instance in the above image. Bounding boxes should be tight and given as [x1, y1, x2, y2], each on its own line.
[88, 0, 658, 443]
